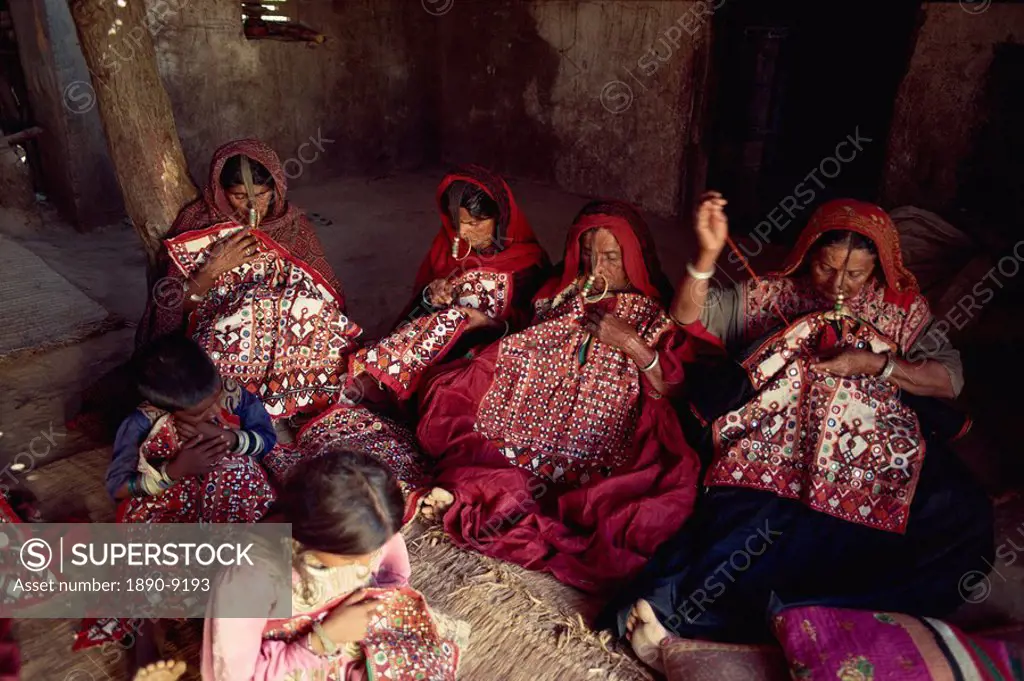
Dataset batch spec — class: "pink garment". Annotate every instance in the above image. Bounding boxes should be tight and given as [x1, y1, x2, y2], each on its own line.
[201, 534, 410, 681]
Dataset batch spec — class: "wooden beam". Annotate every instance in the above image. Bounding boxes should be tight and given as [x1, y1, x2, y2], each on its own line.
[69, 0, 198, 270]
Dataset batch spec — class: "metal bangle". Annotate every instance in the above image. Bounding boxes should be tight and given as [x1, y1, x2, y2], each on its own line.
[640, 351, 660, 373]
[880, 353, 897, 381]
[686, 262, 715, 280]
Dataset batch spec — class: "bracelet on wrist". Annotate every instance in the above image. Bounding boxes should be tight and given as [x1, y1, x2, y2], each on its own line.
[879, 353, 897, 381]
[686, 261, 715, 280]
[640, 351, 660, 373]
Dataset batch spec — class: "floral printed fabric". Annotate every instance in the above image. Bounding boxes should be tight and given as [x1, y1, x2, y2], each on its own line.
[772, 605, 1024, 680]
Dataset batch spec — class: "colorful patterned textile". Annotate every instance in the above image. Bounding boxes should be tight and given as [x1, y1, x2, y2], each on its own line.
[660, 638, 789, 681]
[138, 138, 344, 348]
[707, 312, 925, 533]
[417, 201, 704, 592]
[230, 538, 463, 681]
[407, 165, 548, 316]
[353, 269, 511, 401]
[264, 404, 429, 521]
[263, 587, 462, 681]
[117, 380, 275, 524]
[741, 276, 931, 355]
[772, 605, 1024, 680]
[165, 221, 362, 419]
[476, 288, 674, 486]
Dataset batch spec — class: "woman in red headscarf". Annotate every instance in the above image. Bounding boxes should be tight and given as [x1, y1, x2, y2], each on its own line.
[348, 166, 549, 404]
[136, 139, 361, 420]
[599, 196, 993, 652]
[414, 200, 705, 593]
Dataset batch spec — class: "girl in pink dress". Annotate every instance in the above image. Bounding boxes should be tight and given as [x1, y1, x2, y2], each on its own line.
[202, 450, 466, 681]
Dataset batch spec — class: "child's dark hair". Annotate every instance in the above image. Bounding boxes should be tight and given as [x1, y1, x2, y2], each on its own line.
[219, 154, 275, 188]
[442, 181, 499, 225]
[134, 335, 220, 412]
[280, 449, 404, 556]
[812, 229, 878, 257]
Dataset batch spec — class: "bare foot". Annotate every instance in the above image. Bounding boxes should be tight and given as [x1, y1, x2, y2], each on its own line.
[625, 599, 668, 673]
[133, 660, 187, 681]
[418, 487, 454, 521]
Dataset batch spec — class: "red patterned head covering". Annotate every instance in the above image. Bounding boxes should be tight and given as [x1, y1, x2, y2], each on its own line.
[537, 199, 673, 303]
[777, 199, 918, 295]
[169, 138, 299, 238]
[412, 165, 548, 290]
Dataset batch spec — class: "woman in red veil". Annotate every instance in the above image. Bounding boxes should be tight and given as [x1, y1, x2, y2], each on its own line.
[415, 200, 705, 593]
[349, 165, 549, 404]
[138, 138, 344, 347]
[136, 139, 360, 420]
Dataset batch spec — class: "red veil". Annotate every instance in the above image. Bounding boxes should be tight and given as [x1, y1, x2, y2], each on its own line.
[774, 198, 920, 305]
[137, 138, 343, 346]
[400, 166, 549, 323]
[417, 200, 703, 593]
[413, 165, 548, 289]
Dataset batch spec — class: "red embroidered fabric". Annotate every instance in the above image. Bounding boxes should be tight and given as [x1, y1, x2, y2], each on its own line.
[707, 312, 926, 534]
[397, 165, 549, 331]
[354, 269, 512, 401]
[416, 202, 703, 593]
[165, 222, 362, 419]
[262, 587, 460, 680]
[741, 277, 932, 355]
[116, 381, 276, 524]
[263, 404, 429, 523]
[138, 138, 344, 347]
[476, 291, 672, 485]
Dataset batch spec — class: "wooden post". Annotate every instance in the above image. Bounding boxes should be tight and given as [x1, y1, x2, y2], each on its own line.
[68, 0, 198, 271]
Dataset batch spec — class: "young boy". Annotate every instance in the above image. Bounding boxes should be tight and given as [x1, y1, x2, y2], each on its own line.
[106, 334, 277, 523]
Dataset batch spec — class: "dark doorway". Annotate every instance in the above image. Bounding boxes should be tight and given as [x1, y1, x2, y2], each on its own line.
[704, 0, 921, 240]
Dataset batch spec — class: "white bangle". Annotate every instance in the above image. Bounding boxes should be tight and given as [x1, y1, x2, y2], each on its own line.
[686, 262, 715, 280]
[640, 351, 660, 373]
[879, 354, 896, 381]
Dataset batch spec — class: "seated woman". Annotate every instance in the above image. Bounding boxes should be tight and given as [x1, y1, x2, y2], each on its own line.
[349, 165, 549, 403]
[415, 200, 705, 593]
[202, 449, 466, 681]
[137, 138, 360, 419]
[600, 196, 994, 644]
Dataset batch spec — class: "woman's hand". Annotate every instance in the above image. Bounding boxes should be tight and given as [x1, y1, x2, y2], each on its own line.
[811, 349, 886, 378]
[584, 309, 640, 352]
[319, 590, 383, 646]
[165, 435, 229, 480]
[202, 229, 260, 280]
[694, 191, 728, 262]
[426, 278, 455, 307]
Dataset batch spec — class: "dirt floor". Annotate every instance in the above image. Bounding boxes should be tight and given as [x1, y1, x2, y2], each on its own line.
[2, 170, 1024, 680]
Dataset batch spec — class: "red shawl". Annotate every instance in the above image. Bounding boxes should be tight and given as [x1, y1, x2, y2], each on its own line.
[405, 166, 548, 308]
[137, 138, 343, 346]
[776, 198, 919, 303]
[535, 199, 673, 303]
[416, 201, 702, 593]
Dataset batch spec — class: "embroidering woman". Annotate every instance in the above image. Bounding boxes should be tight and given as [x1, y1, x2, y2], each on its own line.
[349, 166, 549, 404]
[138, 139, 361, 419]
[415, 200, 705, 593]
[600, 196, 994, 643]
[202, 450, 466, 681]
